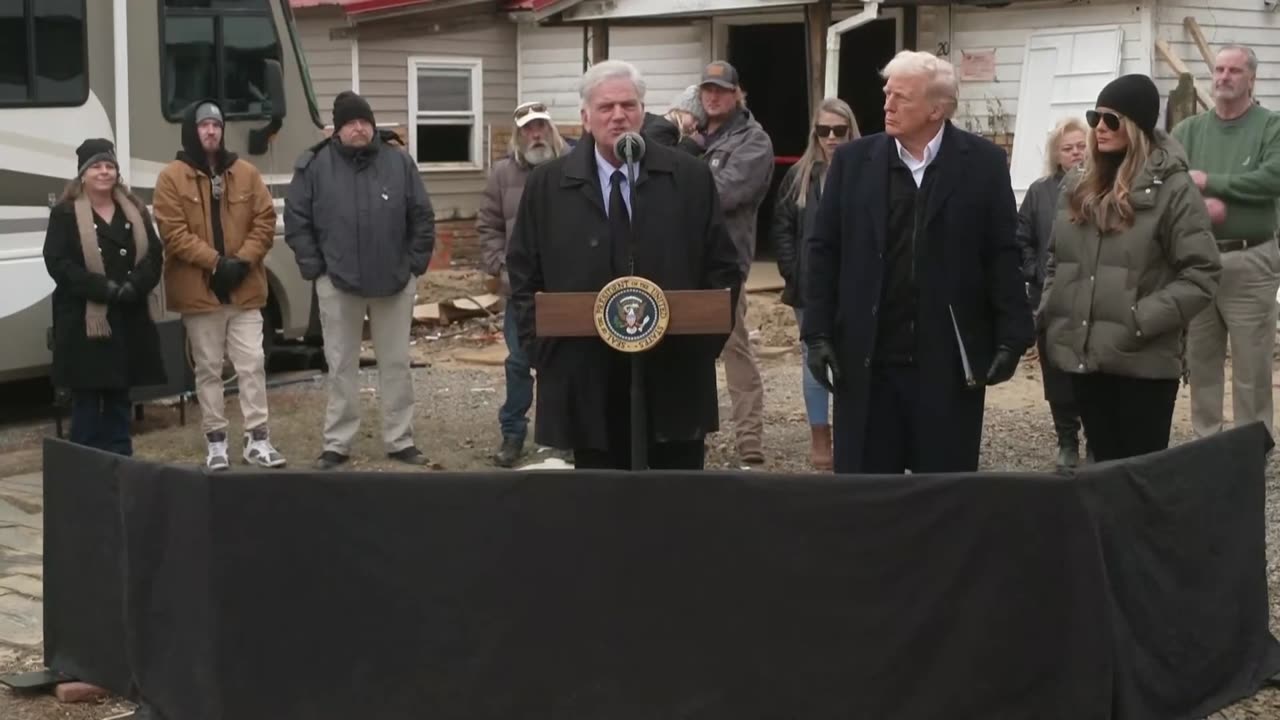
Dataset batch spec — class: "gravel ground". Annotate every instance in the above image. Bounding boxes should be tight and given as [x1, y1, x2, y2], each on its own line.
[2, 309, 1280, 716]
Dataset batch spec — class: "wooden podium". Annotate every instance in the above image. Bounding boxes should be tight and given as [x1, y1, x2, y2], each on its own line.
[535, 276, 732, 470]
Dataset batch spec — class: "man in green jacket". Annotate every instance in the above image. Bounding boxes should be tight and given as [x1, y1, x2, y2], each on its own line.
[1173, 44, 1280, 440]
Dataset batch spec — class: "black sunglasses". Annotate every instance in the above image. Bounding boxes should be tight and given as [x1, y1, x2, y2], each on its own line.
[1085, 110, 1121, 132]
[815, 124, 849, 139]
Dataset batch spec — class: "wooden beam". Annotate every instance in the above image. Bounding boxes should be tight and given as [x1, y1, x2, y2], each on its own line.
[1155, 39, 1212, 108]
[804, 1, 832, 110]
[590, 20, 609, 64]
[1182, 16, 1216, 74]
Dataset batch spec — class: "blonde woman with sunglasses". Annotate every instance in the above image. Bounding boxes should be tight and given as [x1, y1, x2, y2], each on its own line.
[1039, 74, 1221, 462]
[771, 98, 859, 470]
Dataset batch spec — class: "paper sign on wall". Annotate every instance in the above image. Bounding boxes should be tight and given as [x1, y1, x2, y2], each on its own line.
[959, 49, 997, 82]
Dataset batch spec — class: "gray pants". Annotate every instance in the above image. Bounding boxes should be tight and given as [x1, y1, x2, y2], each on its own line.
[1188, 239, 1280, 438]
[316, 275, 417, 455]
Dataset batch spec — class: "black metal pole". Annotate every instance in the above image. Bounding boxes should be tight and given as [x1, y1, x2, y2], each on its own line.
[630, 353, 647, 470]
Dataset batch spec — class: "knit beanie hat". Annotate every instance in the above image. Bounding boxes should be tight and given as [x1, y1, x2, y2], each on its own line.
[669, 85, 707, 126]
[76, 138, 117, 177]
[1095, 74, 1161, 137]
[194, 101, 223, 127]
[333, 90, 376, 131]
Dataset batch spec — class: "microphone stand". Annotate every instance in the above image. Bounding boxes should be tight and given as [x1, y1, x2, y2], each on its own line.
[622, 138, 647, 471]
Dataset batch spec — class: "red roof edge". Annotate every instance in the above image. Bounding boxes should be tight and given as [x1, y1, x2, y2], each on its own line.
[341, 0, 438, 14]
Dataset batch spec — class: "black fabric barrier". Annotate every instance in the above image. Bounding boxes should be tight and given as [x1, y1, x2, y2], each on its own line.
[43, 425, 1280, 720]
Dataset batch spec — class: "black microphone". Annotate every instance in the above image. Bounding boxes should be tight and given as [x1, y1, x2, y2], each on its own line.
[614, 132, 646, 164]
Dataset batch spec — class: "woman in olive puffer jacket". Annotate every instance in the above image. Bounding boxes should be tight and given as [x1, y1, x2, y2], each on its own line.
[1038, 74, 1221, 462]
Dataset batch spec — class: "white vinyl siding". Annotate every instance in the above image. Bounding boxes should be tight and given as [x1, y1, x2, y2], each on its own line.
[517, 22, 710, 122]
[919, 0, 1149, 134]
[292, 7, 353, 118]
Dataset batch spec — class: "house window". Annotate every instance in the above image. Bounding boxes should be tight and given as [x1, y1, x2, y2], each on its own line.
[0, 0, 87, 107]
[160, 0, 283, 120]
[409, 57, 483, 169]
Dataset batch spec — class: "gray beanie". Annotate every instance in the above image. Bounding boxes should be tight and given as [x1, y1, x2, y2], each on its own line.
[195, 102, 223, 126]
[669, 85, 707, 126]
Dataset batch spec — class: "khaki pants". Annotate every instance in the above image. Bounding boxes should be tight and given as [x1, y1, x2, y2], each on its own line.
[1188, 239, 1280, 438]
[721, 291, 765, 460]
[184, 307, 269, 435]
[316, 275, 417, 455]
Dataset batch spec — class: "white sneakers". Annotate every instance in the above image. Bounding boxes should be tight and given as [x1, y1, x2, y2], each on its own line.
[205, 431, 230, 471]
[204, 427, 287, 470]
[243, 426, 287, 468]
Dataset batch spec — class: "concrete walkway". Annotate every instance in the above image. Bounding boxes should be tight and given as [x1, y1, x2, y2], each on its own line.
[0, 473, 42, 648]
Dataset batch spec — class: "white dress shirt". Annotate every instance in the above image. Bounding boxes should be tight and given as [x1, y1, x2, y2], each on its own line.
[595, 146, 636, 217]
[895, 124, 946, 188]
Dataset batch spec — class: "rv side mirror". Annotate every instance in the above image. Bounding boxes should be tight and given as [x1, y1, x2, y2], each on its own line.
[248, 59, 288, 156]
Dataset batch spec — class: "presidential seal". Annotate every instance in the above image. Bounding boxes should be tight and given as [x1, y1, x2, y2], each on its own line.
[594, 276, 670, 353]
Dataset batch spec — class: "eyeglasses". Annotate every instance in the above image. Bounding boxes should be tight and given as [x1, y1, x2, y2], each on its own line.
[1085, 110, 1121, 132]
[815, 124, 849, 138]
[514, 102, 548, 121]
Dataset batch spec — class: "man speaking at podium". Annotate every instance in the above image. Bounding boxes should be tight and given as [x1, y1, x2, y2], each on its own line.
[506, 60, 741, 470]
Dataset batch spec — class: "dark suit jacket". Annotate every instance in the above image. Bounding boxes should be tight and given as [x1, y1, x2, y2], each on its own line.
[506, 134, 742, 451]
[801, 122, 1034, 472]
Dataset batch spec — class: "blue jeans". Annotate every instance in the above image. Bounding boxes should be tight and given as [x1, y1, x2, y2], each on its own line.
[70, 389, 133, 456]
[499, 309, 533, 442]
[794, 309, 831, 426]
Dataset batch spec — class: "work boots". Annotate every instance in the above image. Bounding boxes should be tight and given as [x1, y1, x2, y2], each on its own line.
[810, 424, 833, 471]
[1056, 439, 1080, 471]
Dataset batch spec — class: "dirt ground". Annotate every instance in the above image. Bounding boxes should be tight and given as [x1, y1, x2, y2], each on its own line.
[4, 269, 1280, 717]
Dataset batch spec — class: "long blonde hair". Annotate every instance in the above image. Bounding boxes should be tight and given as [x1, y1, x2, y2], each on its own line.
[783, 98, 859, 209]
[1043, 116, 1088, 178]
[1067, 114, 1152, 233]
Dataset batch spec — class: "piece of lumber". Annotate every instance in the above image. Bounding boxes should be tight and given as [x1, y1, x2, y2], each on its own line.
[1154, 39, 1213, 108]
[1182, 16, 1216, 74]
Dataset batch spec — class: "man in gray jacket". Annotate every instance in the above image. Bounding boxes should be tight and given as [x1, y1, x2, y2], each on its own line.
[698, 61, 774, 467]
[477, 100, 569, 467]
[285, 91, 435, 469]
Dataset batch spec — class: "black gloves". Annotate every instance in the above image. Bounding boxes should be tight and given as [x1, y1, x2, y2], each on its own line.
[211, 256, 251, 296]
[105, 280, 138, 304]
[805, 337, 840, 393]
[985, 345, 1020, 386]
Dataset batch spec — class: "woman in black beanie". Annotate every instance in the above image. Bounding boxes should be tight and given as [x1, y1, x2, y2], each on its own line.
[42, 139, 167, 455]
[1037, 74, 1222, 462]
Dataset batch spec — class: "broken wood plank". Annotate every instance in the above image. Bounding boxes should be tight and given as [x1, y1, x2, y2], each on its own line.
[1182, 16, 1216, 74]
[412, 302, 441, 324]
[1155, 39, 1213, 108]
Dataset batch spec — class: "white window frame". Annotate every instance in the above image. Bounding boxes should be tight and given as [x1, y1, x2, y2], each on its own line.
[407, 56, 484, 172]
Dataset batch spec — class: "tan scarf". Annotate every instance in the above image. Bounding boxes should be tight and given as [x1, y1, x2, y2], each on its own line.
[74, 188, 158, 338]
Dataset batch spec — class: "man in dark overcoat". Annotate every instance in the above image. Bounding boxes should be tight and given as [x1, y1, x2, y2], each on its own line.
[802, 50, 1034, 474]
[506, 59, 741, 470]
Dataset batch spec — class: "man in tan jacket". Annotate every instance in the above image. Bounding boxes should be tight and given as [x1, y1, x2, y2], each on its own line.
[154, 99, 285, 471]
[477, 100, 569, 467]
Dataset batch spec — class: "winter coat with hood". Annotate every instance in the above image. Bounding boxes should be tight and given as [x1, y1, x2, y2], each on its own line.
[700, 108, 775, 276]
[285, 129, 435, 298]
[1039, 130, 1222, 380]
[153, 99, 277, 314]
[477, 131, 567, 295]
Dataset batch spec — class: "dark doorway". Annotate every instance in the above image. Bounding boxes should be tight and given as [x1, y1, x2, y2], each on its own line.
[838, 18, 898, 136]
[728, 23, 806, 259]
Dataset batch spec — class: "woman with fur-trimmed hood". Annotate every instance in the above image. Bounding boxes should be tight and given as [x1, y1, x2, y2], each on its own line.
[43, 138, 166, 456]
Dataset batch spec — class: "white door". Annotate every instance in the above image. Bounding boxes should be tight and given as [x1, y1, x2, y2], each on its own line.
[1009, 26, 1124, 201]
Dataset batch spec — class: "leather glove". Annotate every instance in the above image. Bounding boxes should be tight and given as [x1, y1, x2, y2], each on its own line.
[211, 256, 250, 295]
[104, 280, 122, 303]
[985, 345, 1020, 386]
[115, 281, 138, 304]
[805, 337, 840, 393]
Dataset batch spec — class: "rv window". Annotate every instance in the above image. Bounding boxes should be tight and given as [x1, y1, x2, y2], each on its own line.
[0, 0, 87, 107]
[161, 1, 281, 120]
[409, 59, 483, 169]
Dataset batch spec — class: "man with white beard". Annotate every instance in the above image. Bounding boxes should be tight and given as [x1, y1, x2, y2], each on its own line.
[478, 100, 571, 467]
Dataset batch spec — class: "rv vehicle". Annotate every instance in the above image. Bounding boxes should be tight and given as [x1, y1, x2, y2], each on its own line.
[0, 0, 323, 386]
